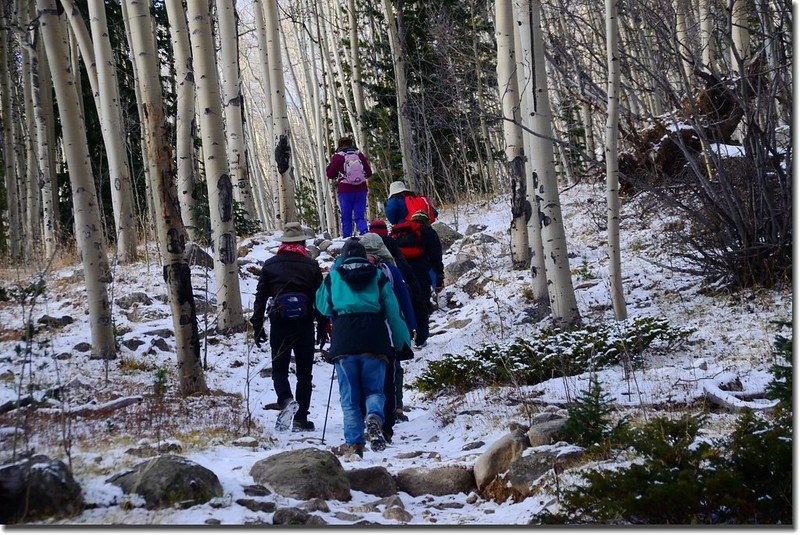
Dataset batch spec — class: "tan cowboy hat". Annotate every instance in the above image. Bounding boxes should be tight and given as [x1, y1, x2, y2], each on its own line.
[280, 222, 307, 242]
[388, 181, 411, 196]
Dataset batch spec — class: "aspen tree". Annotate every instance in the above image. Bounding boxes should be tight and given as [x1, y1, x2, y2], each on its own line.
[87, 0, 138, 262]
[36, 0, 116, 359]
[125, 0, 208, 393]
[346, 0, 369, 153]
[730, 0, 750, 72]
[495, 0, 530, 269]
[605, 0, 627, 320]
[164, 0, 200, 240]
[0, 20, 21, 259]
[217, 0, 257, 219]
[186, 0, 245, 330]
[262, 0, 298, 225]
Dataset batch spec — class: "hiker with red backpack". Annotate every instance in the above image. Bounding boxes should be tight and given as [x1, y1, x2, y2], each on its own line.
[326, 136, 373, 238]
[384, 180, 438, 225]
[390, 210, 444, 348]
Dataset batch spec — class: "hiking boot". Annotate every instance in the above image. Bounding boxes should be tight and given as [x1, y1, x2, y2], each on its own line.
[275, 399, 299, 432]
[331, 443, 364, 458]
[395, 408, 409, 422]
[292, 419, 315, 432]
[414, 340, 427, 349]
[365, 414, 386, 452]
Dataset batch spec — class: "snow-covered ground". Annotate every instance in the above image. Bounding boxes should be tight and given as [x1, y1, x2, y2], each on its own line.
[0, 181, 790, 525]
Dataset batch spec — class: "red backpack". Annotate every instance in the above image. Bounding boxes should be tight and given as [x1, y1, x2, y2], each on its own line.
[403, 194, 436, 223]
[391, 220, 424, 260]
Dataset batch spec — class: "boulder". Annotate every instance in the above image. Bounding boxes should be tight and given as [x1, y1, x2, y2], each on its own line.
[431, 222, 462, 250]
[107, 454, 223, 509]
[250, 448, 350, 501]
[0, 454, 84, 523]
[115, 292, 153, 310]
[527, 417, 568, 447]
[346, 466, 396, 497]
[394, 466, 475, 497]
[473, 430, 530, 492]
[272, 507, 326, 525]
[37, 315, 75, 328]
[184, 242, 215, 269]
[444, 257, 477, 283]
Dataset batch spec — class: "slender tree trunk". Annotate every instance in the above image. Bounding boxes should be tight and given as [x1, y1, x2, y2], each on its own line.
[61, 0, 100, 103]
[512, 0, 548, 304]
[699, 0, 716, 70]
[605, 0, 627, 321]
[495, 0, 530, 269]
[185, 0, 245, 329]
[87, 0, 138, 262]
[37, 0, 116, 359]
[0, 21, 21, 259]
[217, 0, 256, 219]
[346, 0, 369, 154]
[164, 0, 201, 240]
[262, 0, 298, 225]
[382, 0, 414, 184]
[125, 0, 209, 393]
[674, 0, 694, 82]
[730, 0, 750, 72]
[531, 0, 580, 327]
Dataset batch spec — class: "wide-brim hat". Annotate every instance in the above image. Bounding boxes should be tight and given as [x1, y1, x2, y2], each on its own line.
[280, 222, 307, 242]
[389, 181, 410, 196]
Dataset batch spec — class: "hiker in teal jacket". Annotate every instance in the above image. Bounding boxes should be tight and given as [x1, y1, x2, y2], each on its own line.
[316, 239, 412, 457]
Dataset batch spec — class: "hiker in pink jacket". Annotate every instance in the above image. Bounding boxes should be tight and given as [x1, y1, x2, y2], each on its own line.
[326, 136, 373, 238]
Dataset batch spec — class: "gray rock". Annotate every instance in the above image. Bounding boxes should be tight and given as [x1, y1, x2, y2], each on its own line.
[527, 418, 568, 447]
[444, 258, 477, 282]
[121, 339, 145, 351]
[473, 430, 530, 492]
[37, 315, 75, 328]
[462, 277, 485, 298]
[302, 498, 329, 512]
[0, 454, 84, 524]
[462, 441, 485, 451]
[150, 338, 171, 353]
[370, 494, 405, 510]
[250, 448, 350, 501]
[107, 454, 223, 510]
[242, 484, 271, 497]
[316, 239, 333, 252]
[205, 518, 221, 525]
[143, 328, 174, 338]
[116, 292, 153, 310]
[73, 342, 92, 353]
[334, 511, 361, 522]
[346, 466, 396, 497]
[431, 222, 462, 250]
[184, 242, 215, 269]
[272, 507, 310, 525]
[232, 436, 259, 448]
[496, 446, 586, 502]
[466, 233, 498, 244]
[235, 498, 276, 513]
[395, 466, 475, 497]
[464, 224, 487, 235]
[383, 505, 413, 522]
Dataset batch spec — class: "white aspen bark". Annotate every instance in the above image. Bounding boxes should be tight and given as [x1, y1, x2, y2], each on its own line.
[325, 0, 359, 152]
[252, 0, 279, 229]
[495, 0, 530, 269]
[262, 0, 299, 225]
[186, 0, 245, 330]
[0, 25, 21, 258]
[164, 0, 201, 239]
[216, 0, 256, 219]
[18, 4, 40, 258]
[125, 0, 209, 393]
[581, 100, 595, 159]
[699, 0, 716, 69]
[512, 0, 548, 304]
[531, 0, 580, 327]
[382, 0, 414, 184]
[61, 0, 100, 103]
[605, 0, 627, 321]
[243, 121, 269, 225]
[87, 0, 138, 263]
[730, 0, 750, 72]
[38, 32, 60, 248]
[674, 0, 694, 81]
[37, 0, 115, 359]
[346, 0, 369, 154]
[31, 36, 58, 259]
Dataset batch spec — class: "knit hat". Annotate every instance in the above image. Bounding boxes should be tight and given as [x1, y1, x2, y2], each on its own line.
[280, 222, 307, 242]
[341, 237, 368, 260]
[388, 181, 411, 196]
[410, 210, 431, 224]
[360, 233, 396, 265]
[368, 219, 388, 237]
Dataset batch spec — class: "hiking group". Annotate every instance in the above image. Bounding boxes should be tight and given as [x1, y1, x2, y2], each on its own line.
[250, 172, 443, 458]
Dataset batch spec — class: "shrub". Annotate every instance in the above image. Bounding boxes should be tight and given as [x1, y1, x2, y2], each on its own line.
[413, 317, 693, 396]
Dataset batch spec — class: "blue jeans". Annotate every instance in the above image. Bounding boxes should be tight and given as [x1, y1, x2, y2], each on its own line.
[338, 190, 368, 237]
[335, 355, 386, 445]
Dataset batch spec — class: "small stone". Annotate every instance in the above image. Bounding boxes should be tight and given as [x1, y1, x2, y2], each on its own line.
[242, 484, 271, 497]
[466, 492, 479, 504]
[462, 441, 485, 451]
[383, 505, 413, 522]
[302, 498, 329, 513]
[204, 518, 221, 525]
[334, 511, 361, 521]
[236, 498, 276, 513]
[233, 436, 259, 448]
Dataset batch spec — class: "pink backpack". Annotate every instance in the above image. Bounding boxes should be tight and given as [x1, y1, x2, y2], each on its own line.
[338, 151, 366, 185]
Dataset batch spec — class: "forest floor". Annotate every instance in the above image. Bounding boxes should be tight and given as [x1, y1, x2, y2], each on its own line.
[0, 180, 791, 525]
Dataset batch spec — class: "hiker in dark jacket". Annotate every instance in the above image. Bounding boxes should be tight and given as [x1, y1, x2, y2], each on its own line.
[316, 239, 412, 458]
[250, 222, 328, 433]
[326, 136, 372, 238]
[359, 233, 416, 438]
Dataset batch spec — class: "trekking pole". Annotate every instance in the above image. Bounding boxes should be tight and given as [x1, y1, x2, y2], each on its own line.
[320, 348, 335, 445]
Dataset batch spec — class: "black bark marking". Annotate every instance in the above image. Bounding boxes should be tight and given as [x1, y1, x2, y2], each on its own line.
[219, 233, 236, 265]
[167, 228, 185, 255]
[217, 174, 233, 222]
[275, 134, 291, 174]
